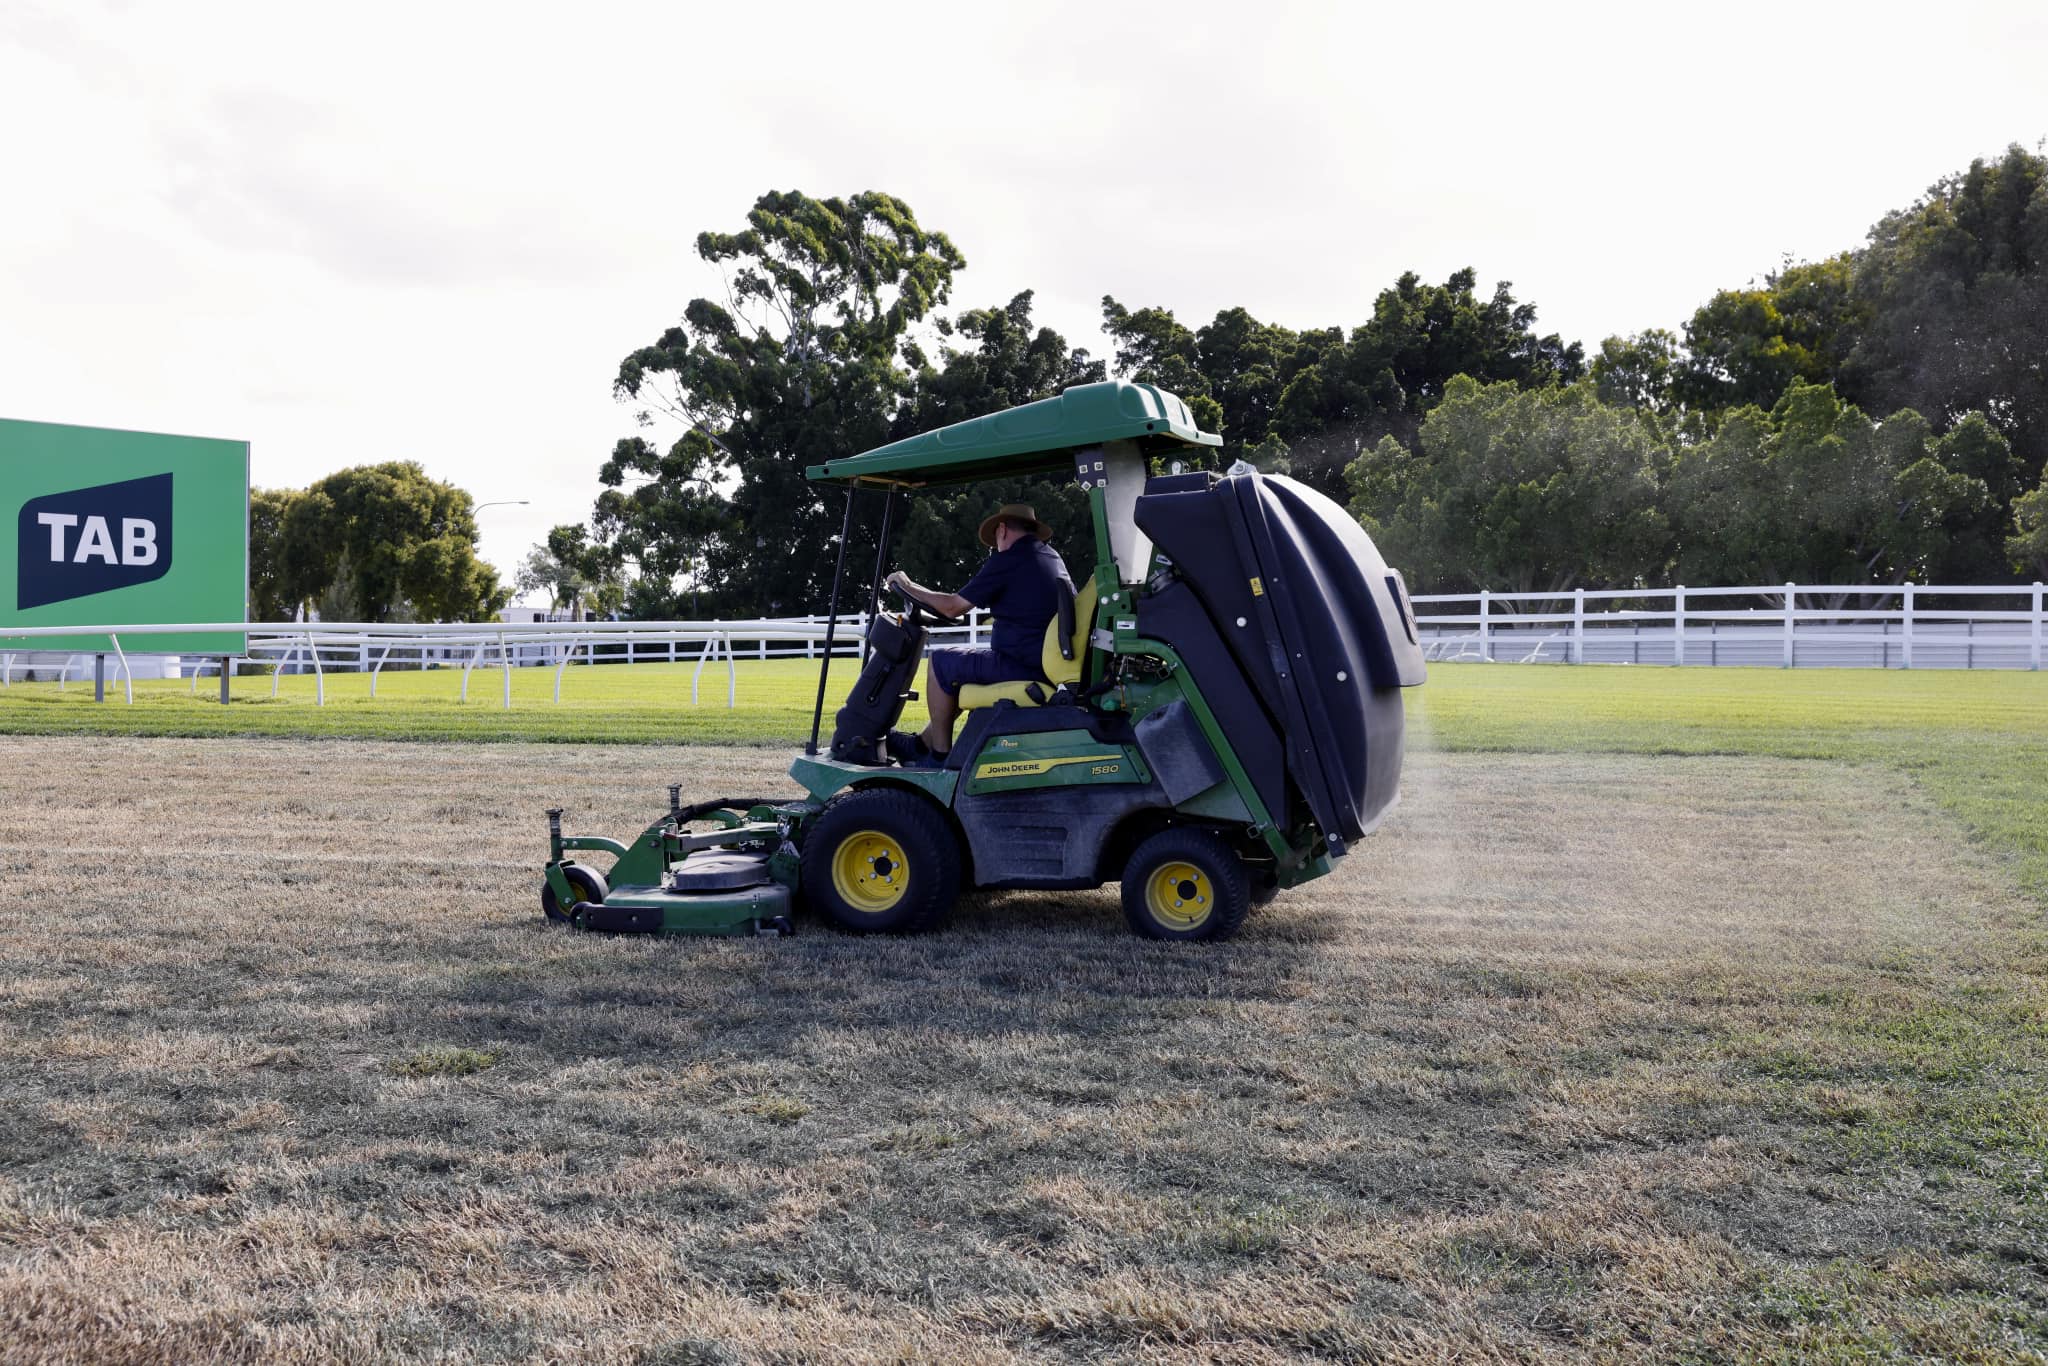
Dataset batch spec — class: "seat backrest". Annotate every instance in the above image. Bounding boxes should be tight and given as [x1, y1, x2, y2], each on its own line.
[1040, 578, 1098, 686]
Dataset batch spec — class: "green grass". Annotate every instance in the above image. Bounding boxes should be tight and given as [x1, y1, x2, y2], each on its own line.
[0, 657, 834, 744]
[1412, 665, 2048, 900]
[5, 657, 2046, 894]
[389, 1045, 499, 1078]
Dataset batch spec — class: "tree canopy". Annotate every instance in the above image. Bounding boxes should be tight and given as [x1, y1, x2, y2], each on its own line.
[577, 152, 2045, 616]
[1099, 270, 1582, 500]
[600, 190, 963, 617]
[514, 524, 623, 618]
[265, 463, 507, 622]
[1346, 377, 1668, 595]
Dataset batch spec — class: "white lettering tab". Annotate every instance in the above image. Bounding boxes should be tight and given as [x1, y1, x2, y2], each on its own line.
[74, 515, 117, 565]
[121, 518, 158, 566]
[37, 512, 78, 561]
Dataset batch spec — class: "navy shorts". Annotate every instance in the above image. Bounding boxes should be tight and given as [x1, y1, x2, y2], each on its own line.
[927, 645, 1042, 696]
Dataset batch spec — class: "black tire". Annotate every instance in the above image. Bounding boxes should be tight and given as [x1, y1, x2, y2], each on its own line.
[1249, 869, 1281, 907]
[1121, 827, 1251, 942]
[800, 787, 961, 933]
[540, 862, 609, 923]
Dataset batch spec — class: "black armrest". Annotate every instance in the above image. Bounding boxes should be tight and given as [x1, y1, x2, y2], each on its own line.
[1056, 583, 1077, 662]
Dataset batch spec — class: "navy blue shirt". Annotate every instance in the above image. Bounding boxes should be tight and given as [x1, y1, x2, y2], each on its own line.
[959, 535, 1074, 672]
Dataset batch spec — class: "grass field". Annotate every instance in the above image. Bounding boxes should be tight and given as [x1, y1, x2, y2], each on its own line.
[2, 667, 2046, 1359]
[6, 658, 2046, 897]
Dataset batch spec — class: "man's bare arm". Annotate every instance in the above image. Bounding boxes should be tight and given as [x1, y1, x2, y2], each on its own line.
[885, 571, 972, 620]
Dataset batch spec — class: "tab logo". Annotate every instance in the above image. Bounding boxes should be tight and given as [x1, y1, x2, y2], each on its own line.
[17, 474, 174, 610]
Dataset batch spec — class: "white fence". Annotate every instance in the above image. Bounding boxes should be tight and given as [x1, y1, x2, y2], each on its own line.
[2, 581, 2043, 708]
[1412, 583, 2047, 671]
[0, 613, 992, 707]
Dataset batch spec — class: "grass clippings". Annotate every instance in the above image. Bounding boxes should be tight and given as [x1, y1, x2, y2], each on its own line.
[1, 736, 2044, 1360]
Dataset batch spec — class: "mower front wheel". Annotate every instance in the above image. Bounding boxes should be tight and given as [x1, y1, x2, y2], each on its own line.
[1121, 827, 1250, 942]
[541, 862, 609, 923]
[801, 787, 961, 934]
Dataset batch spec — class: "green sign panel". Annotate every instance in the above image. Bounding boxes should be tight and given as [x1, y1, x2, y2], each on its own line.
[1, 418, 248, 654]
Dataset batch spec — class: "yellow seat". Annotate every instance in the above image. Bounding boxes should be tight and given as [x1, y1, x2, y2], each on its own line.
[957, 580, 1098, 711]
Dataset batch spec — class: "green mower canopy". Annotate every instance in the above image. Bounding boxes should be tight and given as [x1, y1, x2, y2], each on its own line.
[808, 379, 1219, 488]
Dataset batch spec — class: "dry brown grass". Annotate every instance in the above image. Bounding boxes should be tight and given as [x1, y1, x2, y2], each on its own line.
[1, 738, 2044, 1362]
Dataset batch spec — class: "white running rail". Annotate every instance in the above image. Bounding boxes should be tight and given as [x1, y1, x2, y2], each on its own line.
[0, 579, 2042, 708]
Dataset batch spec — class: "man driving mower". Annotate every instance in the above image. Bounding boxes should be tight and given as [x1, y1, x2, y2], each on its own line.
[883, 502, 1073, 766]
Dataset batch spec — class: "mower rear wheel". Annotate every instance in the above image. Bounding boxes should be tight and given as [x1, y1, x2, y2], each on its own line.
[541, 862, 609, 923]
[1121, 828, 1250, 942]
[801, 787, 960, 934]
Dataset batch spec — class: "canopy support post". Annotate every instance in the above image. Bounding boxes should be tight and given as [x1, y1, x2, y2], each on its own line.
[807, 485, 858, 757]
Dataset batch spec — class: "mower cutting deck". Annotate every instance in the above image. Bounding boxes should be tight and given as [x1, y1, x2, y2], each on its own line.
[541, 791, 802, 936]
[539, 379, 1425, 941]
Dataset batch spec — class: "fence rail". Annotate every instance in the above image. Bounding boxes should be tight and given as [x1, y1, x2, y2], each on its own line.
[1411, 582, 2047, 671]
[2, 579, 2042, 708]
[0, 613, 986, 707]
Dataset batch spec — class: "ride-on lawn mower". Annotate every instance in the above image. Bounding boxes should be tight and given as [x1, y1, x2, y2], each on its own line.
[540, 380, 1426, 941]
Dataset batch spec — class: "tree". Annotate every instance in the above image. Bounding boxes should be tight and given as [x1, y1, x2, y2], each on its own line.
[1345, 376, 1668, 595]
[1665, 381, 2000, 588]
[592, 436, 730, 618]
[1675, 255, 1866, 413]
[1848, 143, 2048, 486]
[2009, 476, 2048, 578]
[1591, 329, 1681, 415]
[247, 487, 298, 621]
[1194, 306, 1302, 471]
[515, 524, 623, 618]
[1276, 270, 1583, 499]
[277, 462, 507, 621]
[603, 190, 964, 616]
[1102, 272, 1580, 500]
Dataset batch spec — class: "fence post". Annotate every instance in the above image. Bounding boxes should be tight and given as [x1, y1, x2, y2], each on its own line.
[109, 635, 133, 704]
[1478, 590, 1491, 662]
[1901, 582, 1915, 670]
[1572, 588, 1585, 664]
[1782, 584, 1796, 668]
[500, 631, 511, 709]
[2034, 582, 2043, 672]
[306, 631, 324, 706]
[1673, 585, 1686, 667]
[221, 656, 231, 705]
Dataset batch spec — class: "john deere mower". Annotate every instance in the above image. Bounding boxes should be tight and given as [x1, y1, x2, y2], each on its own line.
[540, 380, 1426, 941]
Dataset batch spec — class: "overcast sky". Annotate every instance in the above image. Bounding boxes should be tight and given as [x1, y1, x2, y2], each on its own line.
[4, 0, 2044, 600]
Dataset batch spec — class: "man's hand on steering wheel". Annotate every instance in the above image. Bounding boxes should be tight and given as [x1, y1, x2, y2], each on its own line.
[887, 571, 968, 622]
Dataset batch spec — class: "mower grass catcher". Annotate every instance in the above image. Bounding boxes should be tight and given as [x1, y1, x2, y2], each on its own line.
[539, 380, 1425, 941]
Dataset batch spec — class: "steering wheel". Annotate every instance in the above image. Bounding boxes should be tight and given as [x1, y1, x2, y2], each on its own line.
[891, 580, 968, 626]
[890, 579, 927, 629]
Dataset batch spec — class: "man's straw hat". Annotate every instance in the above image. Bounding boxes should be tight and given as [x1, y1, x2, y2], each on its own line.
[977, 503, 1054, 548]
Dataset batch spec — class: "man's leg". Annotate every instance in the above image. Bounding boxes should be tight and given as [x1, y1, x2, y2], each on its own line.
[920, 655, 960, 755]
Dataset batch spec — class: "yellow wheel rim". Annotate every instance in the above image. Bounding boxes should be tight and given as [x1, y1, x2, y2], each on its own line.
[1146, 860, 1212, 930]
[830, 829, 910, 914]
